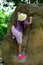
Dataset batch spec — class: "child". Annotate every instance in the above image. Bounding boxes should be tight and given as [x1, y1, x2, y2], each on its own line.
[11, 12, 32, 60]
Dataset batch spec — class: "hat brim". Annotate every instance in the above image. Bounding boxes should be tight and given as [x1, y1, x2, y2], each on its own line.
[18, 13, 27, 22]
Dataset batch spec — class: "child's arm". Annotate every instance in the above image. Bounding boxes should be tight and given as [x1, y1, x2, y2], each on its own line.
[28, 16, 32, 25]
[24, 16, 32, 26]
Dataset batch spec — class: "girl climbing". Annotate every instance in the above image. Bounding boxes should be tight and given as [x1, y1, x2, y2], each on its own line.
[11, 12, 32, 60]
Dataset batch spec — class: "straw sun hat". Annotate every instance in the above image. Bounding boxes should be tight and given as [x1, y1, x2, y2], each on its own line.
[18, 13, 27, 22]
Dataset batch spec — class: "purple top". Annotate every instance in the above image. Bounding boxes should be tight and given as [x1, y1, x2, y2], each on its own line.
[15, 20, 29, 33]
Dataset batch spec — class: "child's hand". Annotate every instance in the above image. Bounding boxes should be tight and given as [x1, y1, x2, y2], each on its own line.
[18, 12, 20, 19]
[18, 12, 20, 15]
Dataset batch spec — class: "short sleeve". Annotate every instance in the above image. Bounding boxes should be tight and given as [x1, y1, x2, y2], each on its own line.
[24, 20, 29, 26]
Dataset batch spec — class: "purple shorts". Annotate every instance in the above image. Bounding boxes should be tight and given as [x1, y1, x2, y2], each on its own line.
[11, 26, 23, 44]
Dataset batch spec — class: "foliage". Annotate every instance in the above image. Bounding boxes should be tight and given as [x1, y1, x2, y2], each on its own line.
[6, 0, 43, 4]
[38, 0, 43, 3]
[0, 9, 12, 41]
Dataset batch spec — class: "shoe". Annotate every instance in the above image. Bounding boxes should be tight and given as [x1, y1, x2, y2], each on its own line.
[18, 55, 26, 60]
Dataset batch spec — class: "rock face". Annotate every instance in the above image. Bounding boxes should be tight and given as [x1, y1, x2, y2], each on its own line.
[2, 3, 43, 65]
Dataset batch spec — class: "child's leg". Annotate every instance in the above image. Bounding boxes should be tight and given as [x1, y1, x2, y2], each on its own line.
[18, 43, 26, 59]
[18, 44, 22, 54]
[11, 26, 26, 59]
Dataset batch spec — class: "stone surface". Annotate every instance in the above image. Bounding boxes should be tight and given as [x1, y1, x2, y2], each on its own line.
[2, 3, 43, 65]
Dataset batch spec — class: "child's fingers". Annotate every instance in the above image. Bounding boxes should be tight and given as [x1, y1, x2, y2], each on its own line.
[18, 12, 20, 15]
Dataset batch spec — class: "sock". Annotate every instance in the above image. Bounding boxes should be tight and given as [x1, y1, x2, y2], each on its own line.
[19, 54, 21, 56]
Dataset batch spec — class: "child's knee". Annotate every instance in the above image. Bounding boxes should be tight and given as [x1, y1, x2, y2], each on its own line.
[16, 36, 22, 44]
